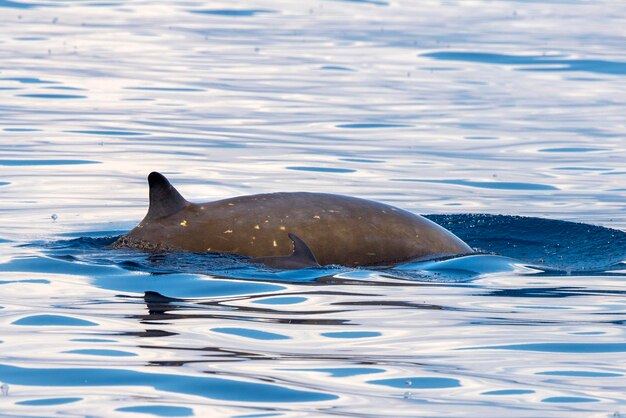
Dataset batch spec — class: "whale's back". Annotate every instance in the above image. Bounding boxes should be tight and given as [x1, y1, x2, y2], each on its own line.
[121, 190, 472, 266]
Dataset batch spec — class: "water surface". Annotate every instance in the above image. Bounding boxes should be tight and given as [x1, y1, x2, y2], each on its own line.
[1, 0, 625, 416]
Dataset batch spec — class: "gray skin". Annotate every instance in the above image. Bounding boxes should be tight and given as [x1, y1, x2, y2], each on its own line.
[112, 172, 473, 268]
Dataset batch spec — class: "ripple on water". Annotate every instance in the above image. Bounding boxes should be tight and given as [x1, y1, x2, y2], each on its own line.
[0, 159, 100, 166]
[333, 0, 389, 6]
[211, 327, 290, 341]
[288, 368, 385, 378]
[70, 338, 117, 343]
[0, 279, 48, 285]
[542, 397, 599, 403]
[16, 398, 82, 406]
[0, 364, 337, 402]
[335, 123, 411, 129]
[252, 296, 307, 305]
[17, 93, 87, 99]
[460, 342, 626, 353]
[320, 65, 355, 71]
[394, 178, 558, 191]
[94, 273, 284, 298]
[125, 87, 205, 92]
[65, 130, 147, 136]
[286, 166, 356, 173]
[339, 158, 385, 163]
[115, 406, 194, 417]
[426, 214, 626, 271]
[539, 147, 606, 153]
[63, 349, 137, 357]
[421, 51, 626, 75]
[1, 77, 57, 84]
[321, 331, 381, 339]
[0, 0, 36, 8]
[12, 315, 97, 327]
[189, 9, 275, 17]
[481, 389, 535, 395]
[536, 370, 622, 377]
[369, 377, 462, 389]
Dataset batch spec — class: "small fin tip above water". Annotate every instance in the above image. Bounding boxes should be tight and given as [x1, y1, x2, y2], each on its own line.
[249, 233, 320, 269]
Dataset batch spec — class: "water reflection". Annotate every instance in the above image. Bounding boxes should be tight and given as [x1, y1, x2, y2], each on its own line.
[1, 0, 626, 415]
[189, 9, 276, 17]
[422, 52, 626, 76]
[135, 291, 350, 326]
[0, 364, 336, 402]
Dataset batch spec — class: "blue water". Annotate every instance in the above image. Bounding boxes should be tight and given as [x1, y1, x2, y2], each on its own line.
[1, 0, 626, 416]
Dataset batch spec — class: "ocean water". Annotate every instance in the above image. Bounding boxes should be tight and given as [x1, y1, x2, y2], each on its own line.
[1, 0, 626, 416]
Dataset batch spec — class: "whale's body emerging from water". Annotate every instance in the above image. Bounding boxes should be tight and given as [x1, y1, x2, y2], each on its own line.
[113, 172, 472, 268]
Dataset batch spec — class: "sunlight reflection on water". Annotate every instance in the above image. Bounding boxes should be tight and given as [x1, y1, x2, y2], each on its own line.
[1, 0, 626, 416]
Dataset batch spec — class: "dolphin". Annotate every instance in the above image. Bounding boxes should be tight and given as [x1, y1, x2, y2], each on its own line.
[112, 172, 473, 268]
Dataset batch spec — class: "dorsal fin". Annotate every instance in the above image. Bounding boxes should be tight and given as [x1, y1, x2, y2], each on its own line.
[146, 172, 189, 219]
[247, 233, 320, 269]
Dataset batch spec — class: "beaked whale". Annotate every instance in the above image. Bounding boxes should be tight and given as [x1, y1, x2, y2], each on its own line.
[112, 172, 473, 268]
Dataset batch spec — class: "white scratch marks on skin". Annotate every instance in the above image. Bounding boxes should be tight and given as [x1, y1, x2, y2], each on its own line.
[200, 206, 205, 210]
[228, 203, 235, 206]
[254, 225, 260, 230]
[273, 240, 277, 247]
[313, 215, 321, 219]
[207, 247, 211, 251]
[367, 252, 376, 256]
[224, 229, 233, 234]
[264, 220, 269, 223]
[279, 226, 286, 231]
[180, 220, 188, 227]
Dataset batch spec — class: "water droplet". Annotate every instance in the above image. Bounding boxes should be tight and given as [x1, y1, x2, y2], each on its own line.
[51, 213, 58, 222]
[1, 382, 9, 396]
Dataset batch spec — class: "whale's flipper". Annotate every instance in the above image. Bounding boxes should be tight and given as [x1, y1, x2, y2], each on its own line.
[287, 233, 319, 265]
[146, 172, 189, 219]
[248, 233, 320, 269]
